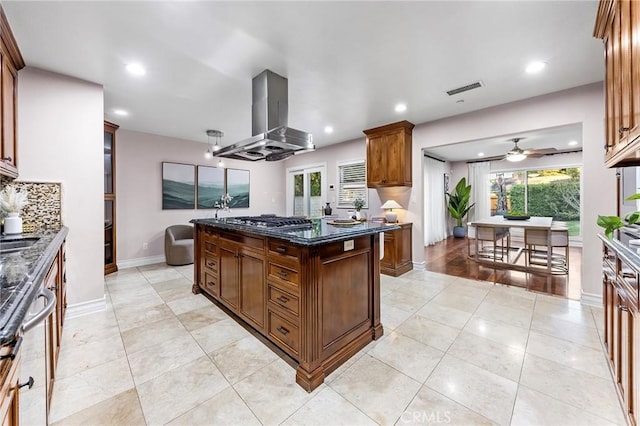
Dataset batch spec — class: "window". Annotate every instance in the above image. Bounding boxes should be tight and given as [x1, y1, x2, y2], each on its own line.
[489, 167, 581, 237]
[337, 160, 367, 208]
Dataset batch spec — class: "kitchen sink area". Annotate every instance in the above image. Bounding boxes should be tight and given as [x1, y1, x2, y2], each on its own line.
[0, 236, 40, 254]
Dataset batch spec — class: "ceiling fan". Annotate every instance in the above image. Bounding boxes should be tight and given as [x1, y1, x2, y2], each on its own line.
[486, 138, 558, 162]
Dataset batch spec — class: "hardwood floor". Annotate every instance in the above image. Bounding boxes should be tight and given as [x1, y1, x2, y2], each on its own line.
[424, 236, 582, 299]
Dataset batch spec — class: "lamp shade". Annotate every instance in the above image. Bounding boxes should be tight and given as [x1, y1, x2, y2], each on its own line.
[380, 200, 402, 223]
[380, 200, 402, 210]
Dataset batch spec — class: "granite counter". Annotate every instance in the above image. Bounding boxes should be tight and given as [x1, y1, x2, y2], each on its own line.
[0, 227, 68, 344]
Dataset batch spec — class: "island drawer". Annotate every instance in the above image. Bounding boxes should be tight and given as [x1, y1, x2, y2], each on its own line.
[268, 283, 300, 317]
[202, 271, 218, 296]
[268, 262, 299, 287]
[204, 254, 218, 272]
[204, 241, 217, 255]
[268, 309, 299, 357]
[268, 240, 301, 264]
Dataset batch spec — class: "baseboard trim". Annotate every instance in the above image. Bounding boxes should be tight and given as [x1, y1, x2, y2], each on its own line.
[412, 261, 426, 271]
[118, 255, 165, 269]
[581, 291, 602, 307]
[66, 297, 107, 319]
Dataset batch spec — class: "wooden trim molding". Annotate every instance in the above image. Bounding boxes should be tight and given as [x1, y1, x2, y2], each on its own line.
[0, 6, 24, 70]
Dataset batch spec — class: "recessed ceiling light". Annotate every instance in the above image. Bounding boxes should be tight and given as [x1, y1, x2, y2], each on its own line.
[113, 109, 128, 116]
[395, 103, 407, 113]
[525, 61, 546, 74]
[324, 126, 334, 134]
[126, 63, 146, 76]
[477, 152, 485, 157]
[568, 140, 578, 146]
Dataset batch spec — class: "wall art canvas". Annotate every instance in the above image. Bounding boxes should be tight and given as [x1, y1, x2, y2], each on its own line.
[197, 165, 225, 209]
[162, 162, 195, 209]
[226, 168, 250, 208]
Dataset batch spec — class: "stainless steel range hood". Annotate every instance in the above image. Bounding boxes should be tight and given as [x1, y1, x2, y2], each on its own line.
[216, 70, 314, 161]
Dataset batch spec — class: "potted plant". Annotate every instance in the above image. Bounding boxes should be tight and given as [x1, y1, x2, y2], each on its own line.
[0, 185, 28, 234]
[598, 193, 640, 239]
[446, 177, 475, 238]
[354, 198, 365, 220]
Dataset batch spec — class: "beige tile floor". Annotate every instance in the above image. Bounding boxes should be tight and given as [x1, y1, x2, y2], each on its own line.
[43, 264, 624, 426]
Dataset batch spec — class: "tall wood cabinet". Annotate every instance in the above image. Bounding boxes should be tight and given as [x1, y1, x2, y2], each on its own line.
[601, 236, 640, 425]
[0, 6, 25, 179]
[364, 120, 414, 187]
[594, 0, 640, 167]
[104, 121, 118, 275]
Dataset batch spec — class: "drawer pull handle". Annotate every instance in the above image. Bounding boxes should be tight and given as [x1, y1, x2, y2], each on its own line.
[207, 281, 216, 287]
[619, 126, 631, 134]
[618, 304, 629, 312]
[18, 377, 34, 390]
[276, 295, 289, 304]
[276, 247, 287, 254]
[1, 156, 12, 162]
[277, 270, 288, 278]
[622, 272, 636, 279]
[277, 326, 289, 335]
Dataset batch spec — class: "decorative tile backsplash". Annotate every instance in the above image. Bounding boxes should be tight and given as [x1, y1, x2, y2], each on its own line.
[0, 181, 62, 231]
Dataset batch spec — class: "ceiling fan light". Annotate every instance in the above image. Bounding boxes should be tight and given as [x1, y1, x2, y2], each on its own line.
[506, 153, 527, 162]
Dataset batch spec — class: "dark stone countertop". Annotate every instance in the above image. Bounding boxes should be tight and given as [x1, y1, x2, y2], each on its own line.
[191, 218, 399, 246]
[0, 227, 68, 345]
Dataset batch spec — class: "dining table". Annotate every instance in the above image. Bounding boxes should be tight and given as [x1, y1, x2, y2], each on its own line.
[467, 216, 559, 289]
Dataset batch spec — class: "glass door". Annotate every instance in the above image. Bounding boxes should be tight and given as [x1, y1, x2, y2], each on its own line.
[104, 121, 118, 275]
[287, 165, 326, 218]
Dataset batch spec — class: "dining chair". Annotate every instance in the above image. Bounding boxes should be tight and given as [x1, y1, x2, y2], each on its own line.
[524, 224, 569, 274]
[472, 225, 510, 262]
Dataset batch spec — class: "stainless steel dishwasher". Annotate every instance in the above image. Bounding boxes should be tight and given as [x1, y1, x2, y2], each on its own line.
[18, 287, 56, 425]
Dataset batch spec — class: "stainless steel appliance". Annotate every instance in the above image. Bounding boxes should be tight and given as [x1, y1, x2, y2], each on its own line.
[19, 287, 56, 425]
[215, 70, 315, 161]
[226, 215, 313, 229]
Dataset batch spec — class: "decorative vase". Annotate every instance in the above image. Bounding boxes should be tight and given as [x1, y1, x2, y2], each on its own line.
[4, 212, 22, 234]
[355, 210, 362, 220]
[324, 202, 332, 216]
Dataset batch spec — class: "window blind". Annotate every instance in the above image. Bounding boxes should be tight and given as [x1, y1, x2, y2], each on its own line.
[337, 160, 368, 208]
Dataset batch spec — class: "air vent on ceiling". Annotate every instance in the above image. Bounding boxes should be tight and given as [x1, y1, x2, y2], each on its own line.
[446, 81, 484, 96]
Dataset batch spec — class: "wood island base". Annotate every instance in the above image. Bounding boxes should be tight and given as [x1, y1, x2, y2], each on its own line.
[192, 221, 385, 392]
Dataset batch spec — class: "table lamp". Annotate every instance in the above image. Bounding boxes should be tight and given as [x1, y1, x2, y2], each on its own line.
[380, 200, 402, 223]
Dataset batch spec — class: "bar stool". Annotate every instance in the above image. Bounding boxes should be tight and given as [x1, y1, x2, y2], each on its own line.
[524, 225, 569, 274]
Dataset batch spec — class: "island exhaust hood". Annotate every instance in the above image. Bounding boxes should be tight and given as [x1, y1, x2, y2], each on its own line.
[215, 70, 315, 161]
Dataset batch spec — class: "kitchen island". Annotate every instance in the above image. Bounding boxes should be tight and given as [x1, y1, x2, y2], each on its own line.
[191, 217, 396, 391]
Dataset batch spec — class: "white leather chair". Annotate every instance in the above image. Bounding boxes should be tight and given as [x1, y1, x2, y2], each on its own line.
[469, 224, 510, 262]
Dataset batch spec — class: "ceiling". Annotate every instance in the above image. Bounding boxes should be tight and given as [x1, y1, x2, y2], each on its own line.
[3, 1, 603, 152]
[425, 123, 583, 163]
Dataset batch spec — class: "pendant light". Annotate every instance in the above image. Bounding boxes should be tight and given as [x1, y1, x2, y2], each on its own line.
[205, 129, 224, 159]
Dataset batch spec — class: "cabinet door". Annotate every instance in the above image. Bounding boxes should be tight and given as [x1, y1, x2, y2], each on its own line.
[604, 273, 615, 360]
[380, 232, 395, 270]
[366, 135, 386, 186]
[0, 44, 17, 170]
[219, 244, 239, 310]
[239, 253, 266, 330]
[628, 0, 640, 144]
[384, 131, 403, 185]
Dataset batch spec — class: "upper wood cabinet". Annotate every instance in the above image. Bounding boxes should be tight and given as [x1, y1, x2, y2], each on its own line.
[364, 120, 414, 187]
[0, 6, 24, 179]
[594, 0, 640, 167]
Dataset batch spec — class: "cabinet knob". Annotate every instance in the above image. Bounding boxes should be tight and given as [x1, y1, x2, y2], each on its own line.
[276, 247, 287, 254]
[1, 156, 12, 162]
[618, 304, 629, 312]
[619, 126, 631, 134]
[276, 295, 289, 304]
[604, 144, 613, 151]
[18, 376, 34, 390]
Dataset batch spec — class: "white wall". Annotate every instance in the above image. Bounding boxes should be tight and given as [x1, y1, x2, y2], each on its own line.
[284, 137, 412, 223]
[410, 83, 613, 301]
[17, 67, 104, 306]
[116, 130, 286, 263]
